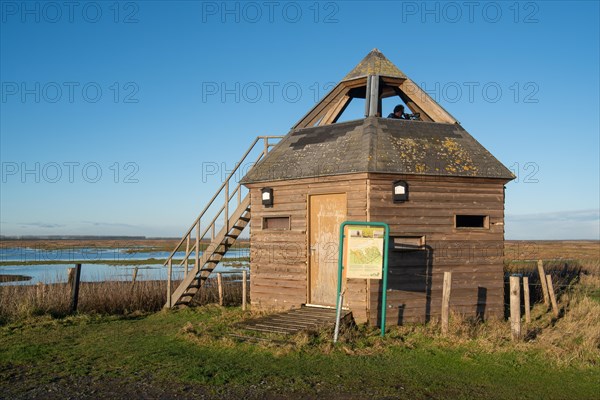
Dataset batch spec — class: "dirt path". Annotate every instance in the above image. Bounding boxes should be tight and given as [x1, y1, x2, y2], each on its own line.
[0, 364, 360, 400]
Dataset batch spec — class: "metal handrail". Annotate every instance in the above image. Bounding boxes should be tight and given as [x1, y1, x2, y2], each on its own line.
[163, 136, 282, 269]
[170, 143, 277, 269]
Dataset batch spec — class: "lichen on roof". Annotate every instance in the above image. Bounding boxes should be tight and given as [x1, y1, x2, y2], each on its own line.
[241, 117, 514, 184]
[393, 137, 429, 174]
[342, 49, 407, 81]
[438, 137, 478, 175]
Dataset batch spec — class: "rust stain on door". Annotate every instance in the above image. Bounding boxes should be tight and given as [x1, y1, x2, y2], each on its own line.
[309, 193, 347, 306]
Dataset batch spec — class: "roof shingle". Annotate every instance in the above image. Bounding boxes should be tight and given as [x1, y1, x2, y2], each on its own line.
[241, 117, 515, 184]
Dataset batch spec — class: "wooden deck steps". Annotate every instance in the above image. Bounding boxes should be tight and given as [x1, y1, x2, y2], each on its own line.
[236, 306, 353, 335]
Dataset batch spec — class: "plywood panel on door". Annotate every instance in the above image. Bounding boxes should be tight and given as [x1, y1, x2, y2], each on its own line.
[309, 193, 347, 306]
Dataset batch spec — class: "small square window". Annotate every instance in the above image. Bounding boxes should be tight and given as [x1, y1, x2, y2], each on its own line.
[262, 216, 290, 230]
[391, 236, 426, 251]
[455, 215, 489, 229]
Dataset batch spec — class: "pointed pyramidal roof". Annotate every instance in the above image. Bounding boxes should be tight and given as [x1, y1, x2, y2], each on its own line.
[290, 49, 457, 129]
[342, 48, 407, 81]
[241, 50, 515, 184]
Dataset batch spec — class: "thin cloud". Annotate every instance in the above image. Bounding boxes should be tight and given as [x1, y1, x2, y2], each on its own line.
[507, 209, 599, 222]
[506, 209, 600, 240]
[81, 221, 141, 229]
[19, 222, 66, 229]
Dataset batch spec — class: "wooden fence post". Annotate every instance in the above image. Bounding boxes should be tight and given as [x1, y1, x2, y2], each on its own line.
[523, 276, 531, 323]
[242, 270, 247, 311]
[69, 264, 82, 314]
[217, 273, 223, 306]
[441, 271, 452, 335]
[537, 260, 550, 306]
[67, 268, 75, 287]
[131, 267, 139, 285]
[509, 275, 521, 341]
[546, 274, 559, 317]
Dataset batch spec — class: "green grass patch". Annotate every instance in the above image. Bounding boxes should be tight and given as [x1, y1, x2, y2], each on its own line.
[587, 287, 600, 303]
[1, 307, 598, 399]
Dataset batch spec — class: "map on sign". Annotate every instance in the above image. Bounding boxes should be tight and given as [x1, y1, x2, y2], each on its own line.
[346, 226, 385, 279]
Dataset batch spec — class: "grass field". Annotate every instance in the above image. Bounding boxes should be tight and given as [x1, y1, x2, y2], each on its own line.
[1, 298, 598, 399]
[0, 240, 598, 399]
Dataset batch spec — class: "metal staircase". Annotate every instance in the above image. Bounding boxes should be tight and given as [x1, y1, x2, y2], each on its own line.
[164, 136, 282, 308]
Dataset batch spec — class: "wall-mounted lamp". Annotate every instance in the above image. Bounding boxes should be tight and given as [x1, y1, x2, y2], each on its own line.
[261, 187, 273, 207]
[393, 180, 408, 203]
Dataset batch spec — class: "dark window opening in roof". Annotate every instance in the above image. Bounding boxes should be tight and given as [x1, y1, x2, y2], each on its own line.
[334, 92, 414, 123]
[335, 96, 417, 123]
[455, 215, 489, 229]
[382, 97, 406, 118]
[316, 79, 425, 126]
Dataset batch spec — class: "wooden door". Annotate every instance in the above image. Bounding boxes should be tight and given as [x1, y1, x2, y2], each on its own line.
[308, 193, 347, 306]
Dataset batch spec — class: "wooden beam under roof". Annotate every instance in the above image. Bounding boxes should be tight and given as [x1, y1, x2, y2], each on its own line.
[399, 79, 458, 124]
[319, 94, 352, 126]
[292, 83, 345, 130]
[293, 77, 367, 129]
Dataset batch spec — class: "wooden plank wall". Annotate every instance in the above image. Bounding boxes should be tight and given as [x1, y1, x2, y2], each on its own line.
[247, 174, 369, 322]
[247, 172, 509, 326]
[368, 174, 508, 325]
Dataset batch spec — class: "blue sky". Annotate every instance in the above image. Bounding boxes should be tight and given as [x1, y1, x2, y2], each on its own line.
[1, 0, 599, 239]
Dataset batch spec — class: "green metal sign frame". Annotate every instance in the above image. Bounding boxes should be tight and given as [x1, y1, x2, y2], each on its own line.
[337, 221, 390, 337]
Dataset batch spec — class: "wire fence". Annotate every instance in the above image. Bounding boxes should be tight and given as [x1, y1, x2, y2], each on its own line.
[501, 259, 591, 312]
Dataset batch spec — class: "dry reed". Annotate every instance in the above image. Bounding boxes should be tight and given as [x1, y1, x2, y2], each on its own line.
[0, 274, 248, 324]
